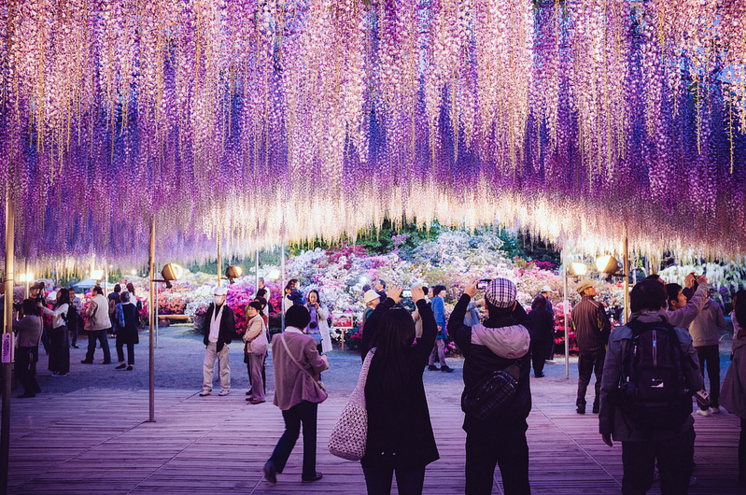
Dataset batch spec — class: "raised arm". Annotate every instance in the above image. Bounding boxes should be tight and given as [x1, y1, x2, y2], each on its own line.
[361, 286, 401, 358]
[447, 280, 478, 354]
[411, 286, 437, 365]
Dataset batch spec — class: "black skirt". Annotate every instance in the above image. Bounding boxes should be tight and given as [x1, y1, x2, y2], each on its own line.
[48, 325, 70, 374]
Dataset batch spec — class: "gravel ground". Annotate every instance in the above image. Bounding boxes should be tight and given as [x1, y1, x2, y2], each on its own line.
[17, 323, 734, 407]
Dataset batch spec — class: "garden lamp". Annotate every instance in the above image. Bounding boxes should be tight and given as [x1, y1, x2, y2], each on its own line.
[225, 265, 242, 284]
[595, 255, 623, 281]
[155, 262, 184, 289]
[569, 262, 588, 276]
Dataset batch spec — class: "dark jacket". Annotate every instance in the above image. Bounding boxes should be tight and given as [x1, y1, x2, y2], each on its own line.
[116, 303, 139, 345]
[448, 295, 533, 436]
[362, 297, 439, 471]
[571, 296, 610, 353]
[202, 303, 235, 352]
[528, 306, 555, 343]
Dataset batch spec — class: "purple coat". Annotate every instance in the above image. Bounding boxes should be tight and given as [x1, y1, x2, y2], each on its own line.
[271, 328, 328, 410]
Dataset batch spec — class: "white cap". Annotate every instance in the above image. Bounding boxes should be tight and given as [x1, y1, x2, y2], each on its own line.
[540, 285, 552, 293]
[214, 286, 228, 296]
[364, 290, 381, 304]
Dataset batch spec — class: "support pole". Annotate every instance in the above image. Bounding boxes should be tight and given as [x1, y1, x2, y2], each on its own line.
[563, 248, 569, 380]
[24, 259, 29, 298]
[281, 240, 286, 332]
[217, 232, 222, 287]
[623, 224, 630, 324]
[1, 193, 15, 495]
[148, 218, 155, 422]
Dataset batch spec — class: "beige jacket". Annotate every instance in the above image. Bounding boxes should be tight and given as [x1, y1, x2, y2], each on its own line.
[242, 314, 267, 354]
[85, 294, 112, 331]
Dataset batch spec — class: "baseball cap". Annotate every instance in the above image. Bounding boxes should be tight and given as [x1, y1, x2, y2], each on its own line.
[214, 286, 228, 296]
[577, 281, 594, 295]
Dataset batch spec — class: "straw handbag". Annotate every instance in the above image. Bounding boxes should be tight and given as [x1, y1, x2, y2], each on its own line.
[328, 348, 376, 460]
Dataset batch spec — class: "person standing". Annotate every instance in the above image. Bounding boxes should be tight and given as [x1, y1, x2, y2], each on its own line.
[108, 284, 122, 336]
[305, 290, 332, 355]
[40, 288, 71, 376]
[375, 280, 387, 301]
[244, 301, 268, 404]
[264, 305, 328, 484]
[14, 299, 43, 398]
[428, 285, 453, 373]
[572, 281, 611, 414]
[532, 285, 555, 361]
[599, 280, 703, 495]
[363, 290, 381, 327]
[361, 285, 439, 495]
[448, 278, 532, 495]
[720, 289, 746, 486]
[68, 287, 82, 348]
[528, 295, 554, 378]
[200, 286, 235, 396]
[689, 287, 727, 416]
[126, 282, 143, 314]
[82, 286, 112, 364]
[114, 291, 139, 370]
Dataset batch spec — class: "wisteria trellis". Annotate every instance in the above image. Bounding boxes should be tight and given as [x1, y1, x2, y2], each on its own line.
[1, 0, 745, 269]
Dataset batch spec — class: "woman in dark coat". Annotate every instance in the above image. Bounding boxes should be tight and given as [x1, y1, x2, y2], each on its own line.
[361, 285, 438, 495]
[528, 295, 555, 378]
[114, 291, 139, 370]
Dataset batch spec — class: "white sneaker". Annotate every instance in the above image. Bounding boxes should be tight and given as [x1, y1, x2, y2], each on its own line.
[219, 389, 230, 396]
[696, 409, 710, 417]
[710, 406, 720, 414]
[199, 390, 211, 397]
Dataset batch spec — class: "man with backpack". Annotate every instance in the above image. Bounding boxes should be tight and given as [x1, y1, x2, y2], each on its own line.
[599, 279, 703, 495]
[448, 278, 532, 495]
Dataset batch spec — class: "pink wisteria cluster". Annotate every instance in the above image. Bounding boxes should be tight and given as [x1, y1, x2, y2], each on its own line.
[0, 0, 745, 269]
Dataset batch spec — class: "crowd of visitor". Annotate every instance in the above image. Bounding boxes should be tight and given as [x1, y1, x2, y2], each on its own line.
[7, 269, 746, 495]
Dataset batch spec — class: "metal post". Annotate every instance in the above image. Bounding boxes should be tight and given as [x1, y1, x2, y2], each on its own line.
[255, 247, 259, 292]
[104, 265, 108, 297]
[281, 240, 286, 332]
[148, 218, 155, 422]
[1, 193, 15, 495]
[217, 232, 222, 287]
[24, 259, 29, 298]
[563, 248, 569, 380]
[622, 223, 629, 325]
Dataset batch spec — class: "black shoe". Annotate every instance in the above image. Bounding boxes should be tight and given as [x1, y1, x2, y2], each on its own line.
[33, 386, 41, 393]
[592, 405, 600, 414]
[302, 472, 323, 483]
[115, 364, 127, 369]
[576, 406, 586, 414]
[535, 373, 545, 378]
[102, 360, 111, 365]
[81, 360, 93, 364]
[17, 392, 36, 398]
[126, 366, 133, 371]
[428, 365, 439, 371]
[246, 390, 253, 396]
[440, 366, 454, 373]
[263, 461, 277, 484]
[71, 343, 79, 349]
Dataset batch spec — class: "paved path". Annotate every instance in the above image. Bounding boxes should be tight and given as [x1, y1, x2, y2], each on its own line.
[3, 325, 742, 494]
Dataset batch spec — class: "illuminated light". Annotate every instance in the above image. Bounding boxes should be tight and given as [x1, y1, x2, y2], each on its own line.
[596, 255, 619, 274]
[90, 269, 105, 280]
[268, 269, 281, 281]
[569, 263, 588, 276]
[225, 265, 242, 283]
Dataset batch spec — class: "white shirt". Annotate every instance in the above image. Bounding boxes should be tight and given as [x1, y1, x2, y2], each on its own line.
[43, 303, 70, 329]
[209, 304, 224, 343]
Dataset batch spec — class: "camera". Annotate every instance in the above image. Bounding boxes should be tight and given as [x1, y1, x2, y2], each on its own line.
[401, 289, 412, 298]
[309, 321, 318, 329]
[477, 279, 491, 290]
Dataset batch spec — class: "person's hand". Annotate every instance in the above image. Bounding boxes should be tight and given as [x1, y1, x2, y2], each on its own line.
[684, 272, 695, 289]
[464, 279, 478, 298]
[601, 434, 613, 447]
[411, 285, 425, 303]
[387, 285, 403, 303]
[696, 274, 708, 286]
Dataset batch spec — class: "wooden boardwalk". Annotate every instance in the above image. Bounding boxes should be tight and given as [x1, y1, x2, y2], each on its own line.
[5, 386, 742, 494]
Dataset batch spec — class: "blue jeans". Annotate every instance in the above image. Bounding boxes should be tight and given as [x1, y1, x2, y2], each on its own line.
[268, 401, 318, 480]
[85, 329, 111, 362]
[362, 465, 426, 495]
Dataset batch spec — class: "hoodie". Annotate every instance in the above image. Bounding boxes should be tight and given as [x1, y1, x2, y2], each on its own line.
[448, 294, 533, 435]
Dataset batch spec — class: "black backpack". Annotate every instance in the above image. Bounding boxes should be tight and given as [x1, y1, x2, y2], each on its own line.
[62, 305, 78, 334]
[614, 319, 692, 437]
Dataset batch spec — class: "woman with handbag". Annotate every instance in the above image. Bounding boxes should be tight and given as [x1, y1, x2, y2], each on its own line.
[360, 285, 439, 495]
[243, 301, 268, 404]
[306, 290, 333, 355]
[264, 305, 329, 485]
[40, 288, 71, 376]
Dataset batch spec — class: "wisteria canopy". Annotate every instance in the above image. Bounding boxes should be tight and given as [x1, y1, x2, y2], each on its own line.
[1, 0, 745, 268]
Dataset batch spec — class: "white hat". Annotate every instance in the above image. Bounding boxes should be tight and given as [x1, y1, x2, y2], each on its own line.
[364, 290, 381, 304]
[214, 286, 228, 296]
[540, 285, 552, 293]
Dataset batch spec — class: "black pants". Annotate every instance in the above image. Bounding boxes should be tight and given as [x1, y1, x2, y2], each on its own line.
[268, 400, 318, 480]
[695, 345, 720, 408]
[465, 423, 530, 495]
[621, 432, 689, 495]
[740, 418, 746, 485]
[15, 346, 39, 394]
[577, 348, 606, 409]
[85, 329, 112, 362]
[362, 464, 426, 495]
[116, 338, 134, 365]
[531, 338, 548, 376]
[48, 326, 70, 374]
[545, 337, 555, 360]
